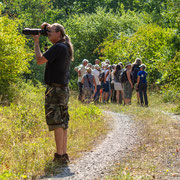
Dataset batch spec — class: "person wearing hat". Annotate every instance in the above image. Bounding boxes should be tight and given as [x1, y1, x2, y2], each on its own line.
[95, 59, 100, 65]
[105, 59, 110, 65]
[103, 64, 111, 103]
[77, 59, 89, 101]
[81, 67, 97, 103]
[92, 64, 101, 102]
[110, 64, 116, 102]
[132, 58, 142, 104]
[136, 64, 148, 106]
[113, 64, 124, 104]
[118, 62, 123, 67]
[123, 62, 133, 105]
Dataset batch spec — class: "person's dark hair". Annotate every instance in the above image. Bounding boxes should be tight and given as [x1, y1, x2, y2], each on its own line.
[52, 23, 74, 61]
[134, 58, 142, 65]
[114, 65, 121, 76]
[141, 66, 146, 70]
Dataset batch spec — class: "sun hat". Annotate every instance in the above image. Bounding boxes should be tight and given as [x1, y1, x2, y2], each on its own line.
[94, 64, 100, 70]
[82, 59, 89, 63]
[105, 59, 110, 64]
[139, 64, 146, 68]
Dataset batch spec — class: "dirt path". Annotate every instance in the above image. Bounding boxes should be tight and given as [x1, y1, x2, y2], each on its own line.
[43, 111, 138, 180]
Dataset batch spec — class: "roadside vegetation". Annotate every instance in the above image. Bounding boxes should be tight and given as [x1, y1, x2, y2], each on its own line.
[101, 91, 180, 179]
[0, 81, 107, 179]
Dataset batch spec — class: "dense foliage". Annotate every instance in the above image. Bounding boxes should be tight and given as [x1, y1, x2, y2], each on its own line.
[0, 0, 179, 100]
[0, 15, 32, 95]
[96, 24, 176, 83]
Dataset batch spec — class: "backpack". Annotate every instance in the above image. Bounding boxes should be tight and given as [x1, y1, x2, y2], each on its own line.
[132, 64, 140, 84]
[120, 69, 127, 83]
[86, 74, 93, 88]
[99, 71, 105, 82]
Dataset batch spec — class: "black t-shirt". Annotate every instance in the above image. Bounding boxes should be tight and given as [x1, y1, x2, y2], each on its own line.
[43, 42, 71, 85]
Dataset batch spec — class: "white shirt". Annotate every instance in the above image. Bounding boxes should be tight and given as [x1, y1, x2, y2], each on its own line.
[78, 65, 86, 82]
[105, 69, 110, 81]
[111, 70, 115, 83]
[92, 69, 100, 86]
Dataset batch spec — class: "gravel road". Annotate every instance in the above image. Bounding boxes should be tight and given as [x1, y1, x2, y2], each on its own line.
[43, 111, 138, 180]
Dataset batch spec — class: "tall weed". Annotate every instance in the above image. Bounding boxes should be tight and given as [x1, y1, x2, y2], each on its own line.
[0, 82, 105, 179]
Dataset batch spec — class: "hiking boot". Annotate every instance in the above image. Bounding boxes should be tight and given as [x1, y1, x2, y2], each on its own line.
[53, 153, 64, 164]
[63, 153, 70, 163]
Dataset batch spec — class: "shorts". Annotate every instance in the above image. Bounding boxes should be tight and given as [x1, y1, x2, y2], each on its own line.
[114, 82, 123, 91]
[45, 85, 69, 131]
[83, 87, 94, 101]
[123, 81, 132, 99]
[103, 81, 110, 92]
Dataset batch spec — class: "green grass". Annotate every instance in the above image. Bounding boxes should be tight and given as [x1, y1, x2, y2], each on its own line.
[99, 91, 180, 179]
[0, 82, 107, 179]
[0, 83, 179, 180]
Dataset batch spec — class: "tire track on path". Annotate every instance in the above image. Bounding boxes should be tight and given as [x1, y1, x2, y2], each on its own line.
[43, 111, 138, 180]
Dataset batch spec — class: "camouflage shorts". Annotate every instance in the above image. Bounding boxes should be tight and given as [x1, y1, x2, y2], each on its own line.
[83, 87, 94, 102]
[123, 81, 132, 99]
[45, 85, 69, 131]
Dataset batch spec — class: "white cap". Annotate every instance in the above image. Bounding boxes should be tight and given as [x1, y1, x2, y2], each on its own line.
[82, 59, 89, 63]
[105, 59, 110, 64]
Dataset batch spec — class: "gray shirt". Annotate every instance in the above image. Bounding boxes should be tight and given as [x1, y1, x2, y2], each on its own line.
[82, 73, 94, 90]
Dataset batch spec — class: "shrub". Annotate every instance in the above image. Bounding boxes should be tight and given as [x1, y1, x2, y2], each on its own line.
[0, 15, 33, 95]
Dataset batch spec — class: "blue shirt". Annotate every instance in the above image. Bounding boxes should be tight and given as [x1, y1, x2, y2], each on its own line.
[138, 71, 147, 84]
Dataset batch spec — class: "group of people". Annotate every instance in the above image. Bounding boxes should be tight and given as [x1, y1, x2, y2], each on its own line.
[31, 21, 148, 165]
[75, 58, 148, 106]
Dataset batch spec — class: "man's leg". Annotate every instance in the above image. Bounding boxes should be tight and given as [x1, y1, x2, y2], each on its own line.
[78, 82, 83, 101]
[63, 129, 67, 154]
[137, 91, 140, 103]
[54, 127, 64, 155]
[143, 84, 148, 106]
[139, 84, 144, 105]
[116, 90, 120, 104]
[105, 92, 109, 102]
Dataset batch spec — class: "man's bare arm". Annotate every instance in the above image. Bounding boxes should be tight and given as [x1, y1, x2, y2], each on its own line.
[34, 42, 48, 65]
[32, 34, 48, 65]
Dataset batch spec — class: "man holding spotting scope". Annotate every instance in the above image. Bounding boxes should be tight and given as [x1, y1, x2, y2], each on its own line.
[31, 22, 73, 164]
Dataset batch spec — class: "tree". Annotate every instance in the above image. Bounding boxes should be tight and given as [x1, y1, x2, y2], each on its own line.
[0, 15, 33, 94]
[96, 24, 175, 83]
[65, 7, 146, 65]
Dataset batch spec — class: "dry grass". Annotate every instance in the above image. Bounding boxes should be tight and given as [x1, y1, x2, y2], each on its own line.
[100, 91, 180, 179]
[0, 83, 107, 179]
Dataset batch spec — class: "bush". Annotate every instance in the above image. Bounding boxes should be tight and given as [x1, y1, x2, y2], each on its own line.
[96, 24, 175, 83]
[65, 7, 146, 71]
[0, 15, 33, 95]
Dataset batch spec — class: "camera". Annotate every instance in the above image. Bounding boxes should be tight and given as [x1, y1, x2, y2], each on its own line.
[22, 26, 48, 36]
